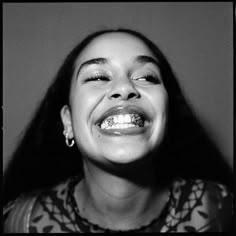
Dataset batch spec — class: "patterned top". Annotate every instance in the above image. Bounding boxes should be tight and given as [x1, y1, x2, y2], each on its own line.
[3, 176, 233, 233]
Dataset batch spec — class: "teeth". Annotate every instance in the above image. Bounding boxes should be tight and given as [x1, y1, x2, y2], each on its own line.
[100, 114, 144, 130]
[124, 114, 131, 123]
[118, 115, 123, 123]
[114, 116, 118, 123]
[101, 123, 136, 130]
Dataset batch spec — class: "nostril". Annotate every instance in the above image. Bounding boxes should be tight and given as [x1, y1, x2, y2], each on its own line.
[108, 82, 141, 100]
[128, 92, 140, 99]
[111, 94, 121, 99]
[110, 92, 140, 100]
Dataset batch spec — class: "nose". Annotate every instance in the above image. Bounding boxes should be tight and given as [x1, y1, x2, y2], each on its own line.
[108, 76, 141, 101]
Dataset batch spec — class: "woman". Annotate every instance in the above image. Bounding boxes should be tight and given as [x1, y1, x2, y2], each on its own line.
[3, 28, 233, 233]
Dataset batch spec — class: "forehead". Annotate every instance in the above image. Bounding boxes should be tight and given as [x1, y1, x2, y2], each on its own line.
[76, 32, 155, 65]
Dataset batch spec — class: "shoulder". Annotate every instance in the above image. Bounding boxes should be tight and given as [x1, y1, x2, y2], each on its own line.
[166, 178, 233, 232]
[3, 176, 79, 233]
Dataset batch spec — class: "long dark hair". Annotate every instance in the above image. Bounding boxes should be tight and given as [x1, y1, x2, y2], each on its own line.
[3, 28, 232, 204]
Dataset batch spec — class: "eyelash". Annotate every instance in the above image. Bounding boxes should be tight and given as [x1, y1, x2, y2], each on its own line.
[84, 74, 160, 84]
[85, 75, 110, 82]
[136, 75, 161, 84]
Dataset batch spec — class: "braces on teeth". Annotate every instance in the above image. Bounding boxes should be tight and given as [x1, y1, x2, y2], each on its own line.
[100, 114, 144, 130]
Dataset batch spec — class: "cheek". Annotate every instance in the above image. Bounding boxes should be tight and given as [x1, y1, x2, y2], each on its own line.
[69, 86, 108, 158]
[145, 86, 168, 114]
[153, 89, 168, 129]
[145, 87, 168, 142]
[70, 86, 105, 136]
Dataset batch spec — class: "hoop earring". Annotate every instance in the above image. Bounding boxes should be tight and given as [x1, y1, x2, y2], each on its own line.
[63, 130, 75, 147]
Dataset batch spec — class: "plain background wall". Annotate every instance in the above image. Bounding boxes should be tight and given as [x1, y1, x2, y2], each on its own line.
[3, 3, 233, 173]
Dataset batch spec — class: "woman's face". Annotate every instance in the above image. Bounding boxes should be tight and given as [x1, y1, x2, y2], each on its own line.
[61, 32, 168, 166]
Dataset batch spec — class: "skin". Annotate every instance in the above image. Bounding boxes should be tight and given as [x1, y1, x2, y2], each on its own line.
[60, 32, 169, 230]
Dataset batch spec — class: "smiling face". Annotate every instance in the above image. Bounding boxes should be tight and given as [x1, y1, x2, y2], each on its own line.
[61, 32, 168, 166]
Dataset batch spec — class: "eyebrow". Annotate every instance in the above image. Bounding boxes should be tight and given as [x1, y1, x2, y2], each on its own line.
[76, 55, 159, 79]
[76, 58, 108, 78]
[134, 55, 159, 68]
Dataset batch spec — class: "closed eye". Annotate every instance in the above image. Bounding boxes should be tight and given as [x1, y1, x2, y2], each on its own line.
[84, 75, 110, 82]
[136, 75, 161, 84]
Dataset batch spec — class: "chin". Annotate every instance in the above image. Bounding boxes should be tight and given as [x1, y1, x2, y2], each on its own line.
[103, 145, 150, 164]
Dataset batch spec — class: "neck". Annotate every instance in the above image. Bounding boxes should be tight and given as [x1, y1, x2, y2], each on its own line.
[74, 157, 169, 230]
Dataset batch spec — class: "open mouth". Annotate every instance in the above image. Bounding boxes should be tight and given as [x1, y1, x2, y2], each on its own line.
[96, 105, 150, 132]
[100, 113, 144, 130]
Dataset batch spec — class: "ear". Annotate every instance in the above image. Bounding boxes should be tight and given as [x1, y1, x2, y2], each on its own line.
[60, 105, 74, 139]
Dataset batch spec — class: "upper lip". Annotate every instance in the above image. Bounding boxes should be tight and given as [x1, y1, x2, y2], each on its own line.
[95, 105, 151, 126]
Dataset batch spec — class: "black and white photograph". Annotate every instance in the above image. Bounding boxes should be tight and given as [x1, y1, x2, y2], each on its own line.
[3, 2, 234, 233]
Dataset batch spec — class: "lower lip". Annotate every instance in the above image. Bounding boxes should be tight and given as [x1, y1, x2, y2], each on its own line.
[96, 124, 149, 136]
